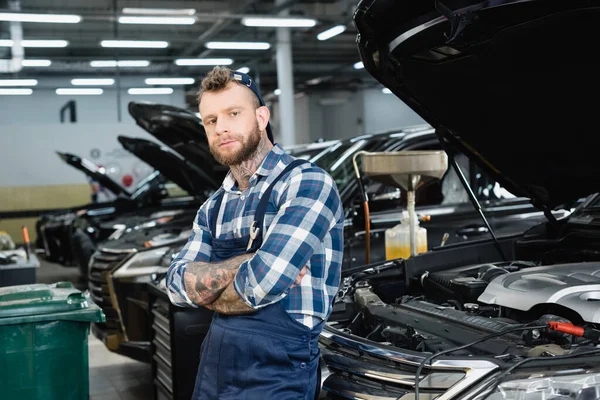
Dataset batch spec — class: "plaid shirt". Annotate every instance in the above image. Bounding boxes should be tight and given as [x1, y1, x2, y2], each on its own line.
[166, 144, 344, 328]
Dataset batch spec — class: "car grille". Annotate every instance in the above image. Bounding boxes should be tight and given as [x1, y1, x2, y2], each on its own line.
[88, 248, 136, 332]
[319, 327, 498, 400]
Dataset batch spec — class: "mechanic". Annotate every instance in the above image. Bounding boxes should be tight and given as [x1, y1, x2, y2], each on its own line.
[166, 66, 344, 399]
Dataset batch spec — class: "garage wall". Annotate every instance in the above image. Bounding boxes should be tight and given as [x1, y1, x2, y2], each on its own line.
[308, 91, 365, 141]
[363, 88, 427, 133]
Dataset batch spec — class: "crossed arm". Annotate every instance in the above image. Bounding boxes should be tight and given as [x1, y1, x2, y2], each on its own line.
[183, 253, 256, 315]
[183, 253, 308, 315]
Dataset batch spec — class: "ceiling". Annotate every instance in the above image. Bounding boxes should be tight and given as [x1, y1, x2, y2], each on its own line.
[0, 0, 380, 106]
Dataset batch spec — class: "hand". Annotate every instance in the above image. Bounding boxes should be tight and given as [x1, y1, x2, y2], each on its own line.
[291, 266, 308, 288]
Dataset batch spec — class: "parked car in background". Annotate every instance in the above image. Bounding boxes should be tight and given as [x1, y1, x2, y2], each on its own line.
[317, 1, 600, 399]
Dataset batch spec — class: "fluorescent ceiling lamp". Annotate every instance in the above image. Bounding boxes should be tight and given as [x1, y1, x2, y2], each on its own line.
[21, 59, 51, 67]
[0, 40, 69, 48]
[118, 16, 195, 25]
[274, 89, 282, 96]
[205, 41, 270, 50]
[121, 8, 196, 16]
[236, 67, 250, 74]
[0, 12, 81, 23]
[241, 17, 316, 28]
[100, 40, 169, 48]
[382, 88, 392, 94]
[71, 79, 115, 86]
[0, 79, 37, 86]
[128, 88, 174, 95]
[353, 61, 364, 69]
[56, 88, 103, 95]
[0, 88, 33, 95]
[90, 60, 150, 67]
[145, 77, 195, 85]
[317, 24, 346, 41]
[175, 58, 233, 66]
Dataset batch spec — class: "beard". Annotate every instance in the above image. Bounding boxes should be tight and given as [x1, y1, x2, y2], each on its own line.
[209, 121, 262, 166]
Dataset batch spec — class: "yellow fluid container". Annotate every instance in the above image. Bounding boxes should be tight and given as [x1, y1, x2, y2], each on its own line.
[385, 212, 428, 260]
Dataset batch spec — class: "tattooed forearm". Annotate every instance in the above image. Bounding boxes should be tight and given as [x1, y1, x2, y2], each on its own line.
[183, 253, 253, 306]
[206, 282, 256, 315]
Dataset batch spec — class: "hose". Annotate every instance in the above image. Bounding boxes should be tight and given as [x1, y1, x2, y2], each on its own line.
[352, 151, 372, 264]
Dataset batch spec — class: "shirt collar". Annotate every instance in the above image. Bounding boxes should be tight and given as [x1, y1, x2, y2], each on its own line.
[221, 144, 286, 192]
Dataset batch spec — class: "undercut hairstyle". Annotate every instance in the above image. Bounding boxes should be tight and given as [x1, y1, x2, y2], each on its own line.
[197, 66, 260, 109]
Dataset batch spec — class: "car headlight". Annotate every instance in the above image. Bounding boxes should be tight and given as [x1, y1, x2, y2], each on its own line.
[486, 371, 600, 400]
[112, 247, 169, 278]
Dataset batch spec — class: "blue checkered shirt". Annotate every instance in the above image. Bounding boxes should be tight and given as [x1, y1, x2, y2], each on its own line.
[166, 144, 344, 328]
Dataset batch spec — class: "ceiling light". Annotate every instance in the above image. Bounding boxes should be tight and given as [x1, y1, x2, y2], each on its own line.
[56, 88, 103, 95]
[353, 61, 364, 69]
[145, 78, 195, 85]
[382, 88, 392, 94]
[0, 40, 70, 48]
[2, 40, 61, 47]
[274, 89, 282, 96]
[236, 67, 250, 74]
[100, 40, 169, 48]
[175, 58, 233, 66]
[317, 25, 346, 41]
[0, 79, 38, 87]
[121, 8, 196, 16]
[128, 88, 174, 95]
[118, 16, 195, 25]
[0, 88, 33, 95]
[71, 79, 115, 86]
[241, 17, 317, 28]
[0, 12, 81, 24]
[205, 41, 270, 50]
[21, 59, 51, 67]
[90, 60, 150, 68]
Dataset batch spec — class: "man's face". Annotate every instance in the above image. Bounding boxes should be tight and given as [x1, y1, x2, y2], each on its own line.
[200, 83, 264, 166]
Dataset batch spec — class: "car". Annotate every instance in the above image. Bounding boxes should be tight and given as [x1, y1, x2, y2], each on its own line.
[86, 125, 555, 367]
[39, 102, 228, 277]
[35, 151, 170, 267]
[316, 1, 600, 399]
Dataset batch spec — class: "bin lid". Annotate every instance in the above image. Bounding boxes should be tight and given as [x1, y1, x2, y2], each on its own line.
[0, 281, 105, 324]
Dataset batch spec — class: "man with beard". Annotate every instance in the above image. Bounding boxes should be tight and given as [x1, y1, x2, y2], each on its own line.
[166, 66, 344, 399]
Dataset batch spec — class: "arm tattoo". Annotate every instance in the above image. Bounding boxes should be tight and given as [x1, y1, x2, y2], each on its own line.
[205, 282, 256, 315]
[183, 253, 252, 306]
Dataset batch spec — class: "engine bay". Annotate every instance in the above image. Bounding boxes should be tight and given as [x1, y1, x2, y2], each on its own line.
[328, 257, 600, 359]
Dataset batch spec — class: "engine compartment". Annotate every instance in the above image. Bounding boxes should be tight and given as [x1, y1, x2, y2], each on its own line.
[328, 246, 600, 360]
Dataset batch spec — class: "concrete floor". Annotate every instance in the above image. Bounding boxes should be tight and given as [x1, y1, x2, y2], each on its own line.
[37, 259, 153, 400]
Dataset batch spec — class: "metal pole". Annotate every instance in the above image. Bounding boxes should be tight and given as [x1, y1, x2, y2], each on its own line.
[275, 0, 296, 146]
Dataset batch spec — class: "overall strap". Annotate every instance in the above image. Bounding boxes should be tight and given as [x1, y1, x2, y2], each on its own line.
[247, 159, 310, 251]
[209, 190, 227, 236]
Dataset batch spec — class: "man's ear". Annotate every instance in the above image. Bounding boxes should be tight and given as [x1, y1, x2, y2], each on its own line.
[255, 106, 270, 132]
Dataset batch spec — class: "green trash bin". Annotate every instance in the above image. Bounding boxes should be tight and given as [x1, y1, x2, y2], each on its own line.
[0, 281, 105, 400]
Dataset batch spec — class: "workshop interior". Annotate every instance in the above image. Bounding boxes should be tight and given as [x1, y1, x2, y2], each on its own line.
[1, 1, 600, 399]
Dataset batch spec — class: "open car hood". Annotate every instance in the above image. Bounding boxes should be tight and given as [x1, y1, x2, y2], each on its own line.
[117, 136, 220, 197]
[128, 101, 228, 177]
[56, 151, 128, 197]
[354, 0, 600, 210]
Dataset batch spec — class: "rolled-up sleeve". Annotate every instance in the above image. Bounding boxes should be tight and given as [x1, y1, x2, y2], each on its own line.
[233, 167, 342, 308]
[166, 203, 213, 307]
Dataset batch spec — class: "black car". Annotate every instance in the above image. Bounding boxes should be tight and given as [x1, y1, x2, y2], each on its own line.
[39, 102, 228, 277]
[35, 151, 170, 267]
[317, 1, 600, 399]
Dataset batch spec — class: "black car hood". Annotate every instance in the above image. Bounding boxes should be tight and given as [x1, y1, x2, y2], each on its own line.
[117, 136, 220, 197]
[354, 0, 600, 210]
[128, 101, 228, 177]
[56, 151, 129, 197]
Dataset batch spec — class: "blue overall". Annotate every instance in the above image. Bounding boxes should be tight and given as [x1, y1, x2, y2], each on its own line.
[192, 160, 323, 400]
